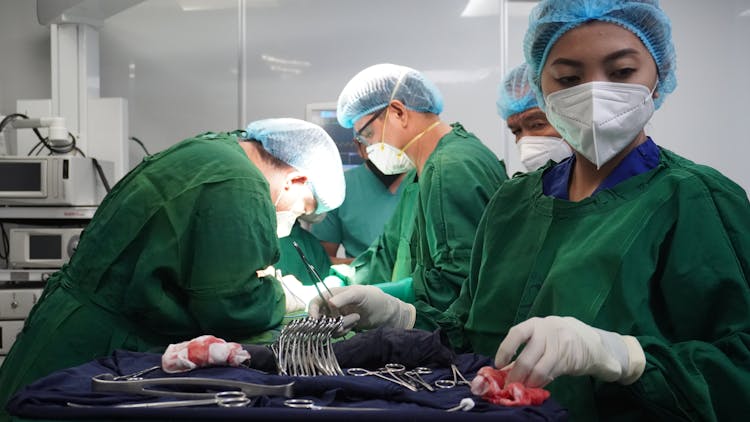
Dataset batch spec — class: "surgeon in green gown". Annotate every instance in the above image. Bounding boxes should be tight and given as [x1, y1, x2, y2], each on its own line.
[0, 118, 345, 418]
[276, 220, 331, 286]
[328, 63, 507, 319]
[311, 1, 750, 420]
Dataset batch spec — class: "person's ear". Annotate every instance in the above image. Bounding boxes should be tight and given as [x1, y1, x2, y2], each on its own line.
[389, 100, 409, 128]
[283, 171, 308, 190]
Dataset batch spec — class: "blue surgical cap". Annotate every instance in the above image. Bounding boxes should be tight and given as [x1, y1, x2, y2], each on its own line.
[524, 0, 676, 110]
[497, 63, 538, 120]
[337, 63, 444, 129]
[245, 118, 345, 214]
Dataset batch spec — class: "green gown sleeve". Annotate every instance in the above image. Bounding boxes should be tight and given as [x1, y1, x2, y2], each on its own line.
[349, 176, 420, 285]
[619, 166, 750, 421]
[155, 179, 286, 340]
[411, 143, 507, 313]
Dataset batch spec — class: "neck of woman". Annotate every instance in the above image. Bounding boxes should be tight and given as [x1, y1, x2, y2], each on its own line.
[567, 130, 647, 202]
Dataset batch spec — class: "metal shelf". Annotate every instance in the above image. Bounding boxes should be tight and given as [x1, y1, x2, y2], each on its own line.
[0, 206, 97, 220]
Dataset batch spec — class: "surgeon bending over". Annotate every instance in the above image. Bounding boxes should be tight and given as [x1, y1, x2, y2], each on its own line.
[0, 118, 345, 418]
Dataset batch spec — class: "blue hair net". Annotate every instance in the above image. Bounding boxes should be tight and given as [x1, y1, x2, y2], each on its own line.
[524, 0, 676, 109]
[497, 63, 539, 120]
[336, 63, 444, 129]
[245, 118, 345, 214]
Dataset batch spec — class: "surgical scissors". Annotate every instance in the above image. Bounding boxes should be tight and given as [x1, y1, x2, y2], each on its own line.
[434, 364, 471, 389]
[347, 365, 418, 391]
[68, 391, 251, 409]
[284, 399, 384, 411]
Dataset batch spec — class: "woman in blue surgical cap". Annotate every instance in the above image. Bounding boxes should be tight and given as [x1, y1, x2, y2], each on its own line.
[312, 1, 750, 420]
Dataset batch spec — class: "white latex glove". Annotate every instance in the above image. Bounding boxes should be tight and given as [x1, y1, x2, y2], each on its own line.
[308, 285, 416, 335]
[494, 316, 645, 388]
[279, 274, 346, 313]
[278, 274, 308, 313]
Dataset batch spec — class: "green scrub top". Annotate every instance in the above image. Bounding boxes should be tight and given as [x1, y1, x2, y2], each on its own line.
[423, 147, 750, 421]
[311, 164, 406, 258]
[410, 123, 507, 313]
[0, 133, 286, 416]
[277, 221, 331, 285]
[348, 170, 420, 284]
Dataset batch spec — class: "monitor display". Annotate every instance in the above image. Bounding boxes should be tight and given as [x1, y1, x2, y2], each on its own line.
[0, 162, 43, 192]
[29, 235, 62, 260]
[305, 103, 363, 169]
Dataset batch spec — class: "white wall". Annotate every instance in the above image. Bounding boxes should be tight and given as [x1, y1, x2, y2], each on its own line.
[1, 0, 748, 191]
[0, 0, 50, 155]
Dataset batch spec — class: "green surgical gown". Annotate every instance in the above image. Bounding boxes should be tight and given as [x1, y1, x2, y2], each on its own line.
[424, 147, 750, 421]
[0, 133, 286, 417]
[311, 164, 407, 258]
[349, 124, 506, 309]
[349, 170, 420, 284]
[409, 123, 507, 313]
[277, 221, 331, 285]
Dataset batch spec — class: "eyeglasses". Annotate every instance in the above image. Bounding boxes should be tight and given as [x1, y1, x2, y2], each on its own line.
[353, 107, 387, 145]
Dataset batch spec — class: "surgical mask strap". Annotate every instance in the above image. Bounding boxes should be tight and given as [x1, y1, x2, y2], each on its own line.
[274, 188, 287, 208]
[379, 71, 408, 150]
[399, 120, 442, 156]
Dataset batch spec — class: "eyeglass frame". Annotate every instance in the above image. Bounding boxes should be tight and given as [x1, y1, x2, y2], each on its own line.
[353, 106, 387, 145]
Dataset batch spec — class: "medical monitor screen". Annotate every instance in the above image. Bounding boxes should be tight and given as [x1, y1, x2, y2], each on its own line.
[0, 162, 42, 191]
[29, 235, 62, 260]
[305, 103, 363, 169]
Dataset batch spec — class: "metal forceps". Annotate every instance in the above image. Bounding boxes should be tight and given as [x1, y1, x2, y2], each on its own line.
[68, 391, 251, 409]
[434, 364, 471, 389]
[347, 364, 418, 392]
[284, 399, 384, 411]
[91, 373, 295, 399]
[292, 241, 339, 317]
[403, 367, 435, 392]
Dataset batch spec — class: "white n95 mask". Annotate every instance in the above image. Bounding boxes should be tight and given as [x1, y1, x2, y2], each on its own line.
[545, 81, 656, 169]
[275, 211, 299, 238]
[517, 136, 573, 171]
[366, 142, 415, 175]
[274, 189, 305, 238]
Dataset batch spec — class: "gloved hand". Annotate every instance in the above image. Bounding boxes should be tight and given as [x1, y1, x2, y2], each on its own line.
[494, 316, 645, 388]
[278, 274, 309, 313]
[279, 273, 346, 313]
[308, 285, 416, 335]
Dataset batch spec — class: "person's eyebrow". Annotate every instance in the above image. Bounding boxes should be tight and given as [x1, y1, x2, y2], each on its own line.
[523, 110, 547, 121]
[603, 48, 641, 63]
[548, 57, 582, 67]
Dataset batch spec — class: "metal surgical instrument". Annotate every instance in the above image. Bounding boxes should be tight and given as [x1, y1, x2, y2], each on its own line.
[68, 391, 251, 409]
[434, 364, 471, 389]
[284, 399, 384, 411]
[292, 241, 339, 317]
[112, 365, 161, 381]
[403, 367, 435, 392]
[347, 365, 419, 392]
[91, 373, 295, 399]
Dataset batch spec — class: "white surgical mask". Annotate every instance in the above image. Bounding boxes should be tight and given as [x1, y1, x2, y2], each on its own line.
[367, 116, 441, 175]
[517, 136, 573, 171]
[545, 81, 656, 169]
[274, 189, 304, 238]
